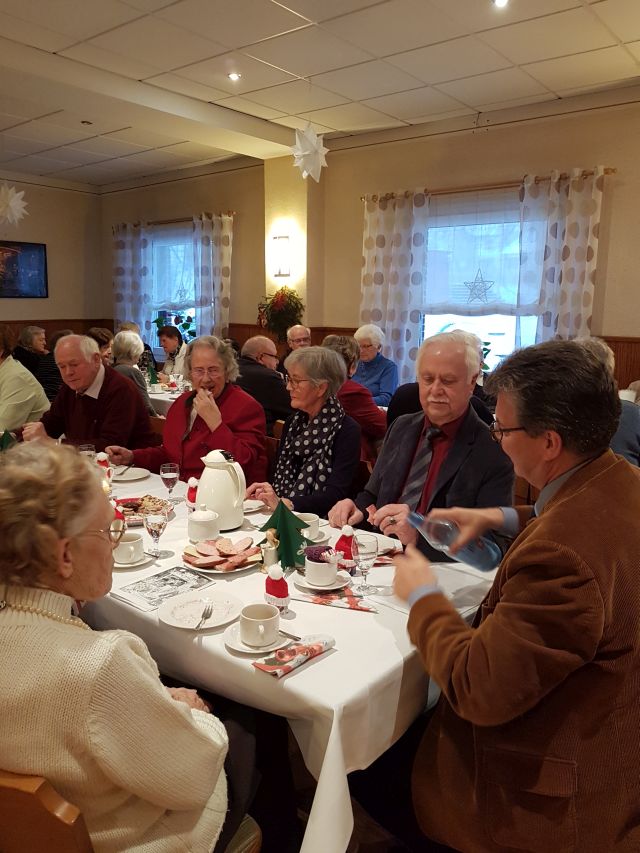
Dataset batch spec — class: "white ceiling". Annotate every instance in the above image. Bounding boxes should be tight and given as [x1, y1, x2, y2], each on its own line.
[0, 0, 639, 188]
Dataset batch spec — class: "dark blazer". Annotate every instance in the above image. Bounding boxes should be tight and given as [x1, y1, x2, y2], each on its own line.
[355, 405, 513, 560]
[409, 451, 640, 852]
[235, 356, 293, 435]
[387, 381, 494, 427]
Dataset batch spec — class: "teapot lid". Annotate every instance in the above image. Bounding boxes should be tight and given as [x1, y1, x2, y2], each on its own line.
[191, 503, 218, 521]
[200, 449, 236, 466]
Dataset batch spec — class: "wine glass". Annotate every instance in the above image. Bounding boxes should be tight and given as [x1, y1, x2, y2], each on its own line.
[352, 533, 378, 595]
[160, 462, 180, 504]
[143, 505, 171, 559]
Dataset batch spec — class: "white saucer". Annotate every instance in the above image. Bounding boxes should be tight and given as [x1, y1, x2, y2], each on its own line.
[158, 591, 243, 630]
[295, 570, 351, 592]
[243, 499, 268, 513]
[113, 554, 155, 569]
[223, 623, 292, 654]
[112, 467, 150, 483]
[305, 530, 329, 544]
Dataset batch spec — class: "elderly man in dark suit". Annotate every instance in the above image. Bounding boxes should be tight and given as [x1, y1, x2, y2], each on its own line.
[328, 330, 513, 561]
[235, 335, 292, 435]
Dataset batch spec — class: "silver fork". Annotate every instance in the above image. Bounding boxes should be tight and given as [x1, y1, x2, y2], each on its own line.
[195, 602, 213, 629]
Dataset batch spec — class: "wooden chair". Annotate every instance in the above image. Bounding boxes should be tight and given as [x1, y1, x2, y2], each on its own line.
[149, 416, 165, 438]
[265, 436, 280, 479]
[272, 419, 285, 440]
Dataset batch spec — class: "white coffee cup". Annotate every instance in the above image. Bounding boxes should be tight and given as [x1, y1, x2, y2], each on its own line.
[305, 557, 338, 587]
[151, 383, 163, 393]
[113, 531, 144, 565]
[239, 603, 280, 647]
[296, 512, 320, 539]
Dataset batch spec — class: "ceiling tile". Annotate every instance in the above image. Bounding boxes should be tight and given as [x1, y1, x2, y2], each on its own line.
[480, 8, 616, 65]
[0, 12, 75, 51]
[35, 111, 128, 136]
[104, 127, 184, 146]
[0, 97, 52, 121]
[121, 0, 177, 9]
[311, 60, 423, 100]
[592, 0, 640, 43]
[428, 0, 581, 33]
[322, 0, 468, 57]
[213, 96, 286, 120]
[31, 146, 109, 165]
[121, 148, 189, 167]
[4, 120, 94, 146]
[523, 46, 640, 91]
[386, 36, 512, 85]
[275, 0, 377, 23]
[144, 74, 229, 101]
[88, 16, 227, 71]
[157, 141, 232, 160]
[364, 86, 466, 119]
[245, 24, 373, 77]
[67, 136, 148, 157]
[239, 80, 347, 113]
[3, 153, 68, 174]
[476, 92, 560, 113]
[406, 106, 476, 125]
[49, 163, 121, 183]
[272, 114, 334, 133]
[0, 114, 30, 132]
[60, 43, 163, 80]
[176, 52, 296, 95]
[625, 40, 640, 62]
[0, 135, 51, 156]
[437, 67, 550, 107]
[0, 0, 142, 41]
[158, 0, 309, 48]
[298, 102, 406, 131]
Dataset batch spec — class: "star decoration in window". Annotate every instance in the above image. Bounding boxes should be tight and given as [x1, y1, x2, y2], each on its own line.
[465, 268, 493, 303]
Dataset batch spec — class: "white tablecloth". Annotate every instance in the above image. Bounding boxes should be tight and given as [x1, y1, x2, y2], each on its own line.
[83, 474, 495, 853]
[148, 390, 181, 416]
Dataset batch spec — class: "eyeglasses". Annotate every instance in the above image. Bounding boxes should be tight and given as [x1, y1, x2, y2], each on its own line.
[286, 376, 313, 389]
[191, 367, 224, 378]
[489, 422, 527, 444]
[81, 519, 126, 548]
[289, 337, 310, 345]
[259, 352, 278, 361]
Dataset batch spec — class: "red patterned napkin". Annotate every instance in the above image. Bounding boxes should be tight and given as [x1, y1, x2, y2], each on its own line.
[290, 587, 378, 612]
[253, 634, 335, 678]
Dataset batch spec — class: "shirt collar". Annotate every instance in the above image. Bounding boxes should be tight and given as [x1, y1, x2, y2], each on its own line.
[534, 457, 595, 515]
[81, 363, 105, 399]
[425, 405, 469, 440]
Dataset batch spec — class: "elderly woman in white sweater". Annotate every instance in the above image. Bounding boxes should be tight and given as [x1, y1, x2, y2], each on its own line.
[0, 442, 230, 852]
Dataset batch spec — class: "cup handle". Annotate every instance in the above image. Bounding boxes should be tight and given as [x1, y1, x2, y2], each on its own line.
[258, 624, 265, 639]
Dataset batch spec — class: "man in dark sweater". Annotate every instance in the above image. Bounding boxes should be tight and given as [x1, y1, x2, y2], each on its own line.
[236, 336, 293, 435]
[22, 335, 156, 451]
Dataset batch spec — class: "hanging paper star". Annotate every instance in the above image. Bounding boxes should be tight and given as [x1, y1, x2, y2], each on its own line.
[0, 183, 28, 226]
[465, 268, 493, 303]
[291, 125, 328, 183]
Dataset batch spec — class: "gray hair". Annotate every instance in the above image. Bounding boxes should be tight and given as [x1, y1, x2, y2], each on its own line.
[241, 335, 275, 359]
[285, 346, 346, 397]
[354, 324, 385, 348]
[322, 335, 359, 372]
[112, 330, 144, 364]
[576, 336, 615, 375]
[119, 321, 141, 335]
[286, 325, 311, 343]
[18, 326, 45, 348]
[185, 335, 239, 383]
[418, 330, 481, 381]
[54, 334, 99, 361]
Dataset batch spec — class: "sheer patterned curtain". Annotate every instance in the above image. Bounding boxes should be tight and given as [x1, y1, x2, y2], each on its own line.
[359, 192, 429, 383]
[193, 212, 233, 338]
[520, 167, 604, 341]
[112, 222, 152, 340]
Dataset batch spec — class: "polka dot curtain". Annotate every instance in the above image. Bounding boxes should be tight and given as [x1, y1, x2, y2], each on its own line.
[520, 167, 604, 342]
[112, 222, 152, 341]
[360, 192, 429, 384]
[194, 213, 233, 339]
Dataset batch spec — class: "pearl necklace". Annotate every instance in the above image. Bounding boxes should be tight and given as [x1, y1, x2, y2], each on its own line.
[0, 599, 90, 630]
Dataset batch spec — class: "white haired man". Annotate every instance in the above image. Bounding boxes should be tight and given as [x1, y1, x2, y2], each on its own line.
[236, 335, 292, 435]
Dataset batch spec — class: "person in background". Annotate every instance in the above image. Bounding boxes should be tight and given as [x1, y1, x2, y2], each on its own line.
[246, 347, 360, 517]
[22, 335, 156, 452]
[107, 336, 268, 483]
[0, 324, 49, 432]
[86, 327, 114, 367]
[119, 321, 157, 374]
[34, 328, 73, 401]
[322, 334, 386, 464]
[111, 331, 158, 417]
[13, 325, 47, 375]
[157, 325, 188, 381]
[352, 324, 398, 406]
[277, 324, 311, 376]
[236, 335, 292, 435]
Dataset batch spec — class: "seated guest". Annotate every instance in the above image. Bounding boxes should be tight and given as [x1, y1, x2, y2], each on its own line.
[236, 335, 293, 435]
[13, 325, 47, 375]
[0, 441, 299, 853]
[352, 324, 398, 406]
[277, 324, 311, 376]
[328, 331, 513, 561]
[387, 340, 640, 853]
[86, 327, 113, 367]
[34, 328, 73, 401]
[157, 325, 188, 381]
[322, 334, 386, 464]
[0, 324, 49, 432]
[119, 321, 158, 374]
[246, 347, 360, 516]
[22, 335, 156, 451]
[107, 336, 268, 483]
[111, 331, 158, 416]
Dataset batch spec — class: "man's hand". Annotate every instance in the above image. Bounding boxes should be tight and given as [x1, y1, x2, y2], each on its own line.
[372, 503, 417, 546]
[157, 372, 169, 384]
[246, 481, 280, 511]
[22, 422, 48, 442]
[166, 686, 211, 713]
[426, 507, 504, 554]
[193, 389, 222, 432]
[328, 499, 363, 528]
[105, 446, 134, 466]
[393, 544, 438, 602]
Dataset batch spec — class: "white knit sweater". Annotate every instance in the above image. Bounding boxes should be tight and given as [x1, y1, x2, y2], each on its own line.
[0, 584, 228, 853]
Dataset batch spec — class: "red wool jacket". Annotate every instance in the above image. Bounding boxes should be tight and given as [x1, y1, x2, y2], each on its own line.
[337, 378, 387, 463]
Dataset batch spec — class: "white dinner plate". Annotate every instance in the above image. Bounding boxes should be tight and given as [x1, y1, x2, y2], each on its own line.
[243, 499, 268, 513]
[223, 623, 292, 655]
[158, 591, 243, 630]
[305, 530, 330, 544]
[183, 555, 262, 575]
[113, 554, 156, 570]
[294, 570, 352, 593]
[112, 467, 150, 483]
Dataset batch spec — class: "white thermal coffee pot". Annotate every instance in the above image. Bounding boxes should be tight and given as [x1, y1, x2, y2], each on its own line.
[196, 449, 246, 531]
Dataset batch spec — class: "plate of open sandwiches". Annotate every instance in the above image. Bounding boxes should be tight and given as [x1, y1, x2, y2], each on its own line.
[183, 536, 262, 573]
[115, 495, 172, 526]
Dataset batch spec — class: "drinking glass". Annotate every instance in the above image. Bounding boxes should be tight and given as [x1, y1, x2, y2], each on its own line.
[78, 444, 96, 462]
[143, 505, 171, 559]
[160, 462, 180, 504]
[352, 533, 378, 595]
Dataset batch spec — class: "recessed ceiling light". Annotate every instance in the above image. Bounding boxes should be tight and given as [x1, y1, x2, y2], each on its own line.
[227, 72, 242, 81]
[493, 0, 509, 7]
[81, 120, 93, 125]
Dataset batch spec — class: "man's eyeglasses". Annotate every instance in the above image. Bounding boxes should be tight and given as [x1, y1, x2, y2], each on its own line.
[191, 367, 224, 378]
[82, 519, 126, 548]
[489, 422, 527, 444]
[259, 352, 278, 361]
[286, 376, 313, 389]
[289, 337, 311, 345]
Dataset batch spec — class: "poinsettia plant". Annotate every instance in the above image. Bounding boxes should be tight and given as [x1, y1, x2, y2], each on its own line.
[257, 286, 305, 343]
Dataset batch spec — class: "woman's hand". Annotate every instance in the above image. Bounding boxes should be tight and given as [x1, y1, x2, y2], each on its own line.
[393, 544, 437, 601]
[426, 507, 504, 555]
[328, 499, 364, 528]
[166, 686, 211, 713]
[157, 372, 169, 383]
[105, 446, 134, 466]
[246, 482, 280, 511]
[193, 388, 222, 432]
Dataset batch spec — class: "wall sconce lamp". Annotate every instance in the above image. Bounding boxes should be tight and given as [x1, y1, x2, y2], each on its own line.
[272, 235, 290, 278]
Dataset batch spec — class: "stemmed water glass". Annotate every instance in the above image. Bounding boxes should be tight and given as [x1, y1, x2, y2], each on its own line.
[143, 505, 171, 559]
[352, 533, 378, 595]
[160, 462, 181, 505]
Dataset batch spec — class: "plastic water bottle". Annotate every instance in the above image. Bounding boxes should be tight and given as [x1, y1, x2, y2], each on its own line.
[408, 512, 501, 572]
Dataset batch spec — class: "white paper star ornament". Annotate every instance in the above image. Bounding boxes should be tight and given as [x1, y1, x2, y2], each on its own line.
[291, 125, 328, 182]
[0, 183, 28, 225]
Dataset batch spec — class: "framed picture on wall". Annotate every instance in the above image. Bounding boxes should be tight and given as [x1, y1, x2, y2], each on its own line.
[0, 241, 48, 298]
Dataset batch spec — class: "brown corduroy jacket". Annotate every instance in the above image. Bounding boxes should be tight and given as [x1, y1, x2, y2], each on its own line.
[408, 450, 640, 852]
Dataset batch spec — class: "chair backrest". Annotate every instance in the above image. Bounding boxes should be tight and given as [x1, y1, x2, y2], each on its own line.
[149, 416, 165, 437]
[0, 770, 94, 852]
[265, 436, 279, 479]
[272, 419, 285, 440]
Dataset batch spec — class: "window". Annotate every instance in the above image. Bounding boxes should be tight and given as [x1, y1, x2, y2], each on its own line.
[148, 223, 196, 349]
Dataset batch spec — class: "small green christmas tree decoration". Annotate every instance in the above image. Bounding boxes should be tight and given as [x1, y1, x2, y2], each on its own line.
[0, 431, 16, 452]
[260, 500, 308, 568]
[147, 362, 159, 384]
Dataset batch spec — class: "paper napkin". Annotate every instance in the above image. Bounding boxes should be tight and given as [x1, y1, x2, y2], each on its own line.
[253, 633, 335, 677]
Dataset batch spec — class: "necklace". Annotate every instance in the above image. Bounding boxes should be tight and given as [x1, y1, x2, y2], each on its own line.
[0, 599, 90, 630]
